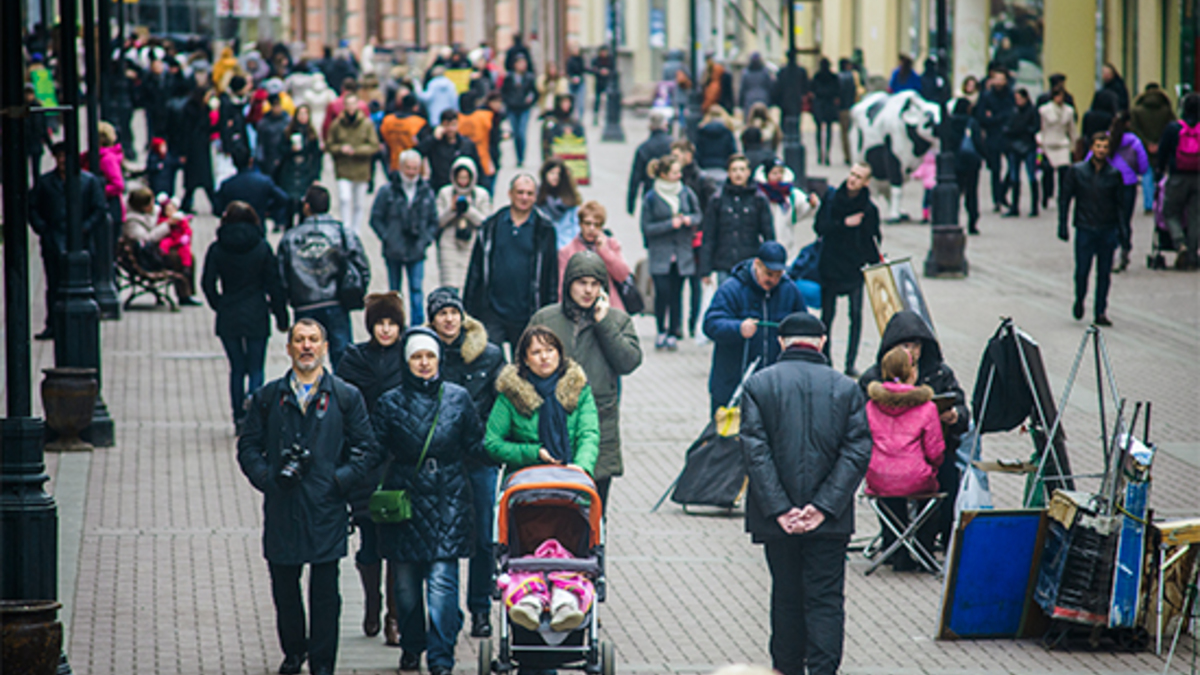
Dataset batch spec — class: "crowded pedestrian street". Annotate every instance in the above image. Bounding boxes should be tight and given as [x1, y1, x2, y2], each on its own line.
[8, 113, 1196, 673]
[4, 2, 1200, 672]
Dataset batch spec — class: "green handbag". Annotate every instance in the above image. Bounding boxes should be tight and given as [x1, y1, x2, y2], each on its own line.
[369, 387, 442, 524]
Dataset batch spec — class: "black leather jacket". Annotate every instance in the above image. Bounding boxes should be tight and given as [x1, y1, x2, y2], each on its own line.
[1058, 159, 1124, 239]
[277, 215, 372, 311]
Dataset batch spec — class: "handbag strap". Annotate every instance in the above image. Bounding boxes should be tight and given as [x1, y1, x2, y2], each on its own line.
[378, 385, 443, 489]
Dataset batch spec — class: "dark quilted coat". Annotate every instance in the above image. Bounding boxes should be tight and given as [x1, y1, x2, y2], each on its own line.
[372, 373, 484, 562]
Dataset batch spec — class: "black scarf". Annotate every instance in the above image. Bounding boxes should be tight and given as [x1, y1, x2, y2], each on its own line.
[531, 372, 571, 464]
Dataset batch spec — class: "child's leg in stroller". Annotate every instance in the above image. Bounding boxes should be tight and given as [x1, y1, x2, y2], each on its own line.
[500, 573, 549, 631]
[548, 573, 594, 632]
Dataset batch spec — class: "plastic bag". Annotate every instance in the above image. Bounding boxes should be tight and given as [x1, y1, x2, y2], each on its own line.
[955, 464, 993, 517]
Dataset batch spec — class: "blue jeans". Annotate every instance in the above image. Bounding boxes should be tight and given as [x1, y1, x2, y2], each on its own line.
[295, 305, 352, 369]
[1005, 150, 1038, 187]
[386, 258, 426, 325]
[1141, 167, 1157, 211]
[393, 559, 462, 670]
[219, 334, 267, 421]
[508, 109, 531, 166]
[1074, 227, 1119, 318]
[467, 466, 498, 614]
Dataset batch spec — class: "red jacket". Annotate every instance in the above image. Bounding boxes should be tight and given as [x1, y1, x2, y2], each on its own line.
[864, 382, 944, 497]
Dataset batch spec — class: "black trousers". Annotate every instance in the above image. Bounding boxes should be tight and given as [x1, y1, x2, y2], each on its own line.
[39, 243, 61, 332]
[1074, 227, 1119, 318]
[652, 262, 685, 338]
[984, 145, 1006, 208]
[481, 309, 530, 356]
[820, 283, 863, 372]
[269, 560, 341, 672]
[956, 164, 980, 230]
[763, 536, 849, 675]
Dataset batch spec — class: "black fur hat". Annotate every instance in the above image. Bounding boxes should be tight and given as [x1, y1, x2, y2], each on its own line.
[364, 292, 406, 334]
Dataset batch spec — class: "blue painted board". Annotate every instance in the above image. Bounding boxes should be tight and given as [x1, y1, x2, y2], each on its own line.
[939, 509, 1047, 639]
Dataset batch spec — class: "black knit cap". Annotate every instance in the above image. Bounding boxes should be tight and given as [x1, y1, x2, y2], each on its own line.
[364, 292, 406, 333]
[425, 286, 465, 322]
[779, 312, 826, 337]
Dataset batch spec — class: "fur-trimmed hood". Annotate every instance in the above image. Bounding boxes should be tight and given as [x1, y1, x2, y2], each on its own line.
[867, 381, 933, 415]
[458, 314, 489, 364]
[495, 360, 588, 417]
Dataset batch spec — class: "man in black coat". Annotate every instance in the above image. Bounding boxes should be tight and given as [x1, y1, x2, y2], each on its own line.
[214, 147, 291, 226]
[417, 109, 482, 192]
[858, 310, 970, 548]
[815, 163, 881, 376]
[740, 312, 871, 675]
[1058, 132, 1124, 326]
[463, 174, 559, 349]
[425, 286, 506, 639]
[626, 111, 674, 215]
[975, 68, 1016, 211]
[28, 142, 109, 340]
[255, 90, 292, 181]
[237, 318, 379, 675]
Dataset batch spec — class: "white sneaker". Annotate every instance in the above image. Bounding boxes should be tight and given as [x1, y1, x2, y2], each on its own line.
[509, 595, 543, 631]
[549, 588, 585, 632]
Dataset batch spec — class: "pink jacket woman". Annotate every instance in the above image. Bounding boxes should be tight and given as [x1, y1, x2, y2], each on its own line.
[864, 381, 945, 497]
[557, 201, 633, 311]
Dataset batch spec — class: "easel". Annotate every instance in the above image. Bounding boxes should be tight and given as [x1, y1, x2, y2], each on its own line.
[1161, 558, 1199, 674]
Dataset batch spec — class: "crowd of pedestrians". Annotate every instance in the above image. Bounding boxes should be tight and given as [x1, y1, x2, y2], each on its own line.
[20, 25, 1198, 675]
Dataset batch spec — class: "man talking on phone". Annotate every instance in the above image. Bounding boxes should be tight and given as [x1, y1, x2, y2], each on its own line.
[529, 250, 642, 507]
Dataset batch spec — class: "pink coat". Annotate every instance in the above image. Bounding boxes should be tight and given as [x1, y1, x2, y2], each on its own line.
[85, 144, 127, 220]
[864, 382, 945, 497]
[557, 235, 633, 312]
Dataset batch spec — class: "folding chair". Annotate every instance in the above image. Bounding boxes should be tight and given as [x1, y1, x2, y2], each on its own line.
[862, 493, 947, 576]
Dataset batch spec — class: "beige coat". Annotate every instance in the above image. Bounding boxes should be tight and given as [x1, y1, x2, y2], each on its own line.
[435, 157, 492, 289]
[123, 210, 170, 245]
[326, 111, 379, 182]
[1038, 101, 1078, 168]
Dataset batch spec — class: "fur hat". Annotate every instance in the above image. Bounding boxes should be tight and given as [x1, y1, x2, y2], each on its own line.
[364, 292, 406, 334]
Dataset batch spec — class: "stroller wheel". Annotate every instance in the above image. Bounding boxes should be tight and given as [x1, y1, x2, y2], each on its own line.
[601, 641, 615, 675]
[477, 638, 493, 675]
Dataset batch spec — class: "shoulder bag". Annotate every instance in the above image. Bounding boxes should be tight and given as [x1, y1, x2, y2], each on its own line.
[369, 386, 443, 523]
[337, 224, 367, 311]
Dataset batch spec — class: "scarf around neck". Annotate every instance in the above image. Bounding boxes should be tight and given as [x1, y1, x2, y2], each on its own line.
[654, 178, 682, 214]
[759, 181, 793, 207]
[531, 371, 571, 464]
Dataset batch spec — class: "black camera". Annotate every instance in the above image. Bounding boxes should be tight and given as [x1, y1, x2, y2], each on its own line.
[278, 444, 312, 489]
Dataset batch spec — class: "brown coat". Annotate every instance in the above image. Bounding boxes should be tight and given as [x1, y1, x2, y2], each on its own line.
[326, 111, 380, 183]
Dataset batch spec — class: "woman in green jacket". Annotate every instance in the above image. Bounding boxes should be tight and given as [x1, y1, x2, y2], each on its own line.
[485, 325, 600, 476]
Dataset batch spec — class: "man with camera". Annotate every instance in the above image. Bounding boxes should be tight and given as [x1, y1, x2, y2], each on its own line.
[238, 318, 379, 675]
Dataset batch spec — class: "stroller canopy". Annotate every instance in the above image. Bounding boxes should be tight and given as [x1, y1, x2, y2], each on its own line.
[499, 466, 603, 552]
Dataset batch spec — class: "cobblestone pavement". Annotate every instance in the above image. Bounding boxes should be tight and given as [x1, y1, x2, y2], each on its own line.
[6, 112, 1199, 674]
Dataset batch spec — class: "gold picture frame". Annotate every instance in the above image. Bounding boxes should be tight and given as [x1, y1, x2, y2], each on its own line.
[863, 261, 904, 336]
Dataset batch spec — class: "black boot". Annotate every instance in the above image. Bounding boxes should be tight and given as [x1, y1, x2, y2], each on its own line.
[1002, 181, 1021, 217]
[1029, 181, 1040, 217]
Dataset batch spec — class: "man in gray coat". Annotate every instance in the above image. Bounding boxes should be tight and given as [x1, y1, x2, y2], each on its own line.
[740, 312, 871, 675]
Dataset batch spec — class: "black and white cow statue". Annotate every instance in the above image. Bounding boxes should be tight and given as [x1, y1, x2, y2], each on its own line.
[850, 91, 941, 223]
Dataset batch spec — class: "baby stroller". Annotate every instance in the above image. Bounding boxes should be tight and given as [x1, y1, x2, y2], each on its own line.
[1147, 175, 1179, 269]
[482, 465, 612, 675]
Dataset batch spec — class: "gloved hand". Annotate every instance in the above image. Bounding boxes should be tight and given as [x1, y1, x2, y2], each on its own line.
[1057, 224, 1069, 242]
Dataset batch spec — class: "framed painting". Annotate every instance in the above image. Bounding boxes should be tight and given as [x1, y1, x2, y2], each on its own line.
[862, 262, 903, 336]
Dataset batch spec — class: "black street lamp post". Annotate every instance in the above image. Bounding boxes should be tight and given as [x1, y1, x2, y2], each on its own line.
[683, 0, 703, 142]
[781, 0, 807, 187]
[601, 0, 625, 142]
[83, 0, 121, 319]
[57, 0, 115, 447]
[924, 0, 968, 276]
[1, 1, 76, 672]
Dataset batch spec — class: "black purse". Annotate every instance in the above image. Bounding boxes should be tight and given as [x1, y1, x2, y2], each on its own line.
[337, 225, 366, 311]
[615, 274, 645, 315]
[369, 387, 443, 524]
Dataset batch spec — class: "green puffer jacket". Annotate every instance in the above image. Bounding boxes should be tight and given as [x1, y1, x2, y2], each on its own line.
[529, 250, 642, 480]
[485, 360, 600, 476]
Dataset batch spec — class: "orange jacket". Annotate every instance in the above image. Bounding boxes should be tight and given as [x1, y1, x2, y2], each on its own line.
[457, 109, 495, 176]
[379, 113, 428, 171]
